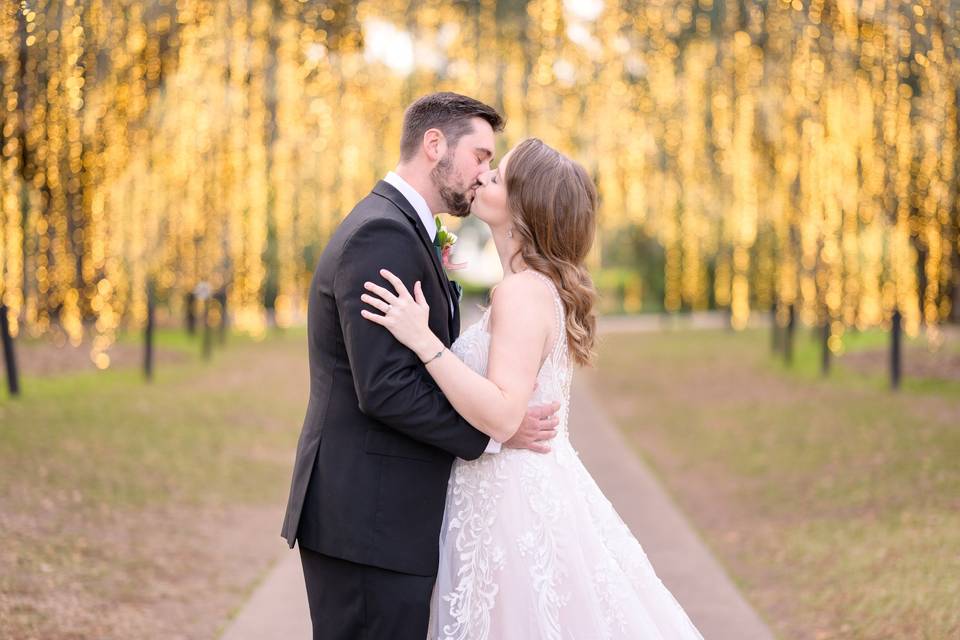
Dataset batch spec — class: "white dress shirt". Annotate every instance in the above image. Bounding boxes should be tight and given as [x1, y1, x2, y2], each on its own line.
[383, 171, 453, 317]
[382, 172, 501, 454]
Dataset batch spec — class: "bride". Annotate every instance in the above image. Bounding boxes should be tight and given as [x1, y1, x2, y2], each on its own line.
[360, 138, 704, 640]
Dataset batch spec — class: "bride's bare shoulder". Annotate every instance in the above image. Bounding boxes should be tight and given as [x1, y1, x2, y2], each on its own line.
[488, 271, 555, 328]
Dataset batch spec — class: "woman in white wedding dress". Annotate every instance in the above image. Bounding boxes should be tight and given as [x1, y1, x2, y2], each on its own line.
[360, 138, 704, 640]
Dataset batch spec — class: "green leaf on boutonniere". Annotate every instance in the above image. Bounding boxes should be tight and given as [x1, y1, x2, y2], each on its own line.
[434, 215, 458, 252]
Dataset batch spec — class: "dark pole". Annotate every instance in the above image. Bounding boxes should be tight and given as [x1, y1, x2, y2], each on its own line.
[771, 297, 781, 354]
[784, 303, 795, 367]
[185, 292, 196, 335]
[0, 304, 20, 397]
[144, 283, 155, 381]
[216, 287, 227, 346]
[891, 308, 902, 390]
[821, 318, 831, 377]
[202, 297, 212, 361]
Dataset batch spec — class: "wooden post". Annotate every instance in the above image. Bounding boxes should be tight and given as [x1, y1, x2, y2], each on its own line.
[215, 287, 227, 346]
[784, 303, 796, 367]
[144, 283, 155, 381]
[0, 304, 20, 397]
[771, 298, 781, 355]
[891, 308, 902, 390]
[202, 297, 212, 361]
[821, 319, 831, 377]
[185, 292, 196, 335]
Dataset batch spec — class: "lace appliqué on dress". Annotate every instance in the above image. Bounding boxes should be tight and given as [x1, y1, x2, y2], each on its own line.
[430, 271, 705, 640]
[439, 321, 507, 640]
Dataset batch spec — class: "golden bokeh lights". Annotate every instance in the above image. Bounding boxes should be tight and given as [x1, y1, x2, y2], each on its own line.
[0, 0, 957, 368]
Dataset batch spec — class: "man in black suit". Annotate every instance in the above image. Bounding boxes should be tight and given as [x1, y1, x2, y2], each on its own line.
[281, 93, 560, 640]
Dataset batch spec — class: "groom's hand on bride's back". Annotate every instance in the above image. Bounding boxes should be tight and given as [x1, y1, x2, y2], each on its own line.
[504, 401, 561, 454]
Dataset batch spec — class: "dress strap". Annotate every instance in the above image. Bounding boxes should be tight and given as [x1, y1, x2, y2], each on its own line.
[525, 270, 566, 362]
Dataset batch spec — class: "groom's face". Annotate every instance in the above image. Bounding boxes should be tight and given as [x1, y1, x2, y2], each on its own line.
[430, 117, 496, 218]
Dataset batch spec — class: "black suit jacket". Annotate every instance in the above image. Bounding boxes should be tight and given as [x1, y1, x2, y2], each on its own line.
[281, 181, 491, 576]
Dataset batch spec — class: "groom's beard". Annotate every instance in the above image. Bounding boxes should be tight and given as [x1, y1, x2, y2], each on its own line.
[431, 153, 473, 218]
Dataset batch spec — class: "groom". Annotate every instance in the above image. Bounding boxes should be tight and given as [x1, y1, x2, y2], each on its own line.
[281, 92, 560, 640]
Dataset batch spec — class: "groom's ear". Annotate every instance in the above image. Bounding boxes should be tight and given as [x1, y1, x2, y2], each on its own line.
[422, 128, 447, 162]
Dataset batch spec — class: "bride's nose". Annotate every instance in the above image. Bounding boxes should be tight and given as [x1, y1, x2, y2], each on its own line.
[477, 169, 494, 186]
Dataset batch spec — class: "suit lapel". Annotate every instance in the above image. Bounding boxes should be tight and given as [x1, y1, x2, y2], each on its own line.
[371, 181, 456, 340]
[449, 281, 462, 338]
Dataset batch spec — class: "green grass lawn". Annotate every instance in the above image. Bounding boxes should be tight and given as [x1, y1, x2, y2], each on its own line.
[587, 326, 960, 640]
[3, 319, 956, 638]
[0, 327, 308, 639]
[773, 324, 960, 395]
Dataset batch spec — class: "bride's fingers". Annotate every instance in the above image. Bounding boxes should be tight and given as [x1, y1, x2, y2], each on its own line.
[363, 280, 398, 304]
[361, 293, 391, 313]
[413, 281, 428, 307]
[360, 309, 389, 326]
[378, 269, 411, 299]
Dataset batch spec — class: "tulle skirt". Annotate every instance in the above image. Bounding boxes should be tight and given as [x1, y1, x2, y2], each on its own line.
[428, 438, 705, 640]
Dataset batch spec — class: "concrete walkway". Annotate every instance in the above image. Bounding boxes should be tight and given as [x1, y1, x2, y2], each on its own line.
[597, 309, 772, 334]
[566, 383, 774, 639]
[220, 548, 310, 640]
[221, 380, 774, 639]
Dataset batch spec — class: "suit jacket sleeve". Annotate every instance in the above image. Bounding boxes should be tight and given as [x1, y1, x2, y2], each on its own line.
[334, 218, 491, 461]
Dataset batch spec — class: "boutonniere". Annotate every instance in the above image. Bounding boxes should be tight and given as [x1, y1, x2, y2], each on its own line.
[435, 215, 458, 253]
[434, 215, 467, 271]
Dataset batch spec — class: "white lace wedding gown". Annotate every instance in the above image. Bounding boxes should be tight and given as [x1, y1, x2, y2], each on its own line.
[428, 272, 705, 640]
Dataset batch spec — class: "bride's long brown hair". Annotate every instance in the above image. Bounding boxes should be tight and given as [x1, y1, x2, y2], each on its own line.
[504, 138, 598, 367]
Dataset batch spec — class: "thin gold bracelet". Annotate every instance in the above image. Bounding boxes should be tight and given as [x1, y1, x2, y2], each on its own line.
[423, 348, 445, 365]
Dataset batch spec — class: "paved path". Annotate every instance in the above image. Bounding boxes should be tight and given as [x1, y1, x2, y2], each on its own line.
[598, 309, 772, 334]
[566, 383, 774, 639]
[220, 549, 310, 640]
[221, 377, 774, 639]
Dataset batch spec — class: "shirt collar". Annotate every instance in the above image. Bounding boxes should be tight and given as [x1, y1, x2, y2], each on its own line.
[383, 171, 436, 241]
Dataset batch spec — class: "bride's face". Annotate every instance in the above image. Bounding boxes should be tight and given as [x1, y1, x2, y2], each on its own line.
[470, 148, 513, 229]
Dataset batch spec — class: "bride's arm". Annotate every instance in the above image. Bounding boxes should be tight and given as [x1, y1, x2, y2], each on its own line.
[361, 269, 552, 443]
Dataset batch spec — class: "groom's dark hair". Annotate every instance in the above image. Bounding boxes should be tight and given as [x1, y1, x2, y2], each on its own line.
[399, 92, 504, 161]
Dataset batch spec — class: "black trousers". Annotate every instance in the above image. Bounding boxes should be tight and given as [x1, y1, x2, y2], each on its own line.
[299, 545, 435, 640]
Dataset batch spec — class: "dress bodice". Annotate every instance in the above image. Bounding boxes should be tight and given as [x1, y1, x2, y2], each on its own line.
[450, 271, 574, 440]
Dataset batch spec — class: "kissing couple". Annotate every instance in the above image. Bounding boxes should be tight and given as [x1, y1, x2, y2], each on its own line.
[282, 92, 703, 640]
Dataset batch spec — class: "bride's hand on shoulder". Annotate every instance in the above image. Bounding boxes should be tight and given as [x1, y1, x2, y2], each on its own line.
[361, 269, 442, 360]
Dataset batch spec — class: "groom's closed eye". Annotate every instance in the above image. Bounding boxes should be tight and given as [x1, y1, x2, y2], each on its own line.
[474, 147, 493, 164]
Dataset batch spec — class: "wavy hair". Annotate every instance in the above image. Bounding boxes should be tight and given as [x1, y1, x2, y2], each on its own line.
[504, 138, 598, 367]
